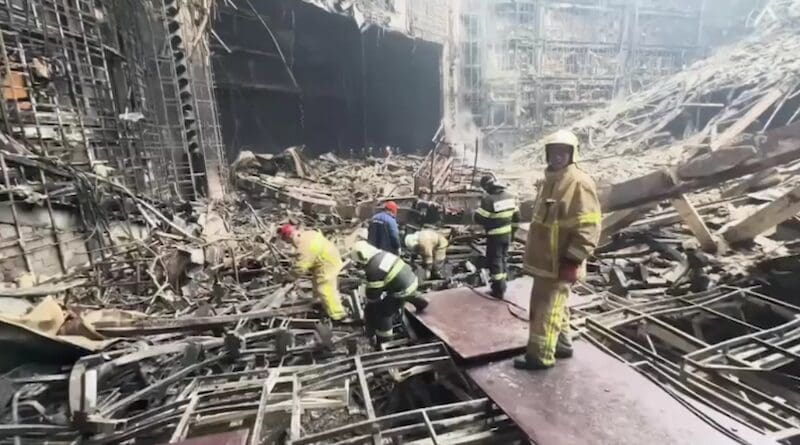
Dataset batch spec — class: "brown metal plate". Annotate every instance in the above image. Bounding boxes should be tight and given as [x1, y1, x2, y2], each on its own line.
[468, 341, 744, 445]
[409, 278, 533, 359]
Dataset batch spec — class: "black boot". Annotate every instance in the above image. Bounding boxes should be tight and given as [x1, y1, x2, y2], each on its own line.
[513, 354, 553, 370]
[374, 334, 391, 351]
[555, 335, 573, 359]
[490, 281, 506, 299]
[555, 343, 574, 359]
[408, 295, 429, 313]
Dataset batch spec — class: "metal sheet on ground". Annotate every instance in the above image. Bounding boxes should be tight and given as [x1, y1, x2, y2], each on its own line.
[409, 278, 533, 359]
[467, 341, 743, 445]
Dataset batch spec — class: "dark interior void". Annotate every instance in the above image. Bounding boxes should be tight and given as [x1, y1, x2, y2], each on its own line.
[212, 0, 442, 160]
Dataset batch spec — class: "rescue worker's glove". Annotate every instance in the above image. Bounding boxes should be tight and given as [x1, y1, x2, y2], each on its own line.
[558, 260, 580, 283]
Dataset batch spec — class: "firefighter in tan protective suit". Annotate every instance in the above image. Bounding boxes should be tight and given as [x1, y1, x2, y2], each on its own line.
[404, 229, 449, 280]
[279, 224, 347, 321]
[514, 130, 601, 370]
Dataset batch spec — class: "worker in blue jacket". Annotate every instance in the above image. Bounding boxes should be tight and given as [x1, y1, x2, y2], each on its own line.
[368, 201, 401, 254]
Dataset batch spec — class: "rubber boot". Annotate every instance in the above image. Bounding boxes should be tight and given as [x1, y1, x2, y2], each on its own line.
[513, 354, 553, 371]
[490, 280, 506, 299]
[407, 295, 429, 313]
[374, 333, 392, 351]
[555, 339, 574, 359]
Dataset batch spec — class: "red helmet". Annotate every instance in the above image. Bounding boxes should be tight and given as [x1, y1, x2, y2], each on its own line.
[278, 224, 296, 240]
[384, 201, 398, 215]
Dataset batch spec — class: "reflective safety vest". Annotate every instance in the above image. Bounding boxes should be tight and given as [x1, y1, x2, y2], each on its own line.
[474, 188, 521, 238]
[364, 251, 418, 300]
[523, 164, 602, 280]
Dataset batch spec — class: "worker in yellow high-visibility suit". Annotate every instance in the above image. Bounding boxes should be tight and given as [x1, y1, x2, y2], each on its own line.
[516, 130, 602, 370]
[404, 229, 449, 279]
[279, 224, 347, 321]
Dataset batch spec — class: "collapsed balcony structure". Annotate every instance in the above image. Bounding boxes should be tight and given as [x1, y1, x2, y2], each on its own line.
[457, 0, 767, 153]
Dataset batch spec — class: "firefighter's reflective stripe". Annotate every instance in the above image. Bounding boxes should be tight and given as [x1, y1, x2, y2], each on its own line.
[528, 280, 570, 366]
[577, 212, 602, 225]
[533, 212, 602, 228]
[476, 207, 516, 219]
[366, 257, 405, 289]
[398, 277, 418, 298]
[376, 328, 394, 338]
[491, 272, 507, 280]
[487, 225, 512, 236]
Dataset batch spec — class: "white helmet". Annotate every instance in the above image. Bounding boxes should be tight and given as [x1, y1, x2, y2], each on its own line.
[351, 240, 379, 265]
[544, 129, 579, 148]
[543, 129, 580, 162]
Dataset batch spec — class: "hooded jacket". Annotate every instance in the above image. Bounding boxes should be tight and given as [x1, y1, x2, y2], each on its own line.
[523, 164, 601, 279]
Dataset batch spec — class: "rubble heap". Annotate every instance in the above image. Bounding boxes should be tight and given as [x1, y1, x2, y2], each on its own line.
[509, 0, 800, 184]
[0, 133, 528, 444]
[234, 147, 422, 220]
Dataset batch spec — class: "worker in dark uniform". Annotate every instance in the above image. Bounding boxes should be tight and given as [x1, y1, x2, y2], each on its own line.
[351, 240, 428, 344]
[367, 201, 401, 254]
[474, 175, 520, 299]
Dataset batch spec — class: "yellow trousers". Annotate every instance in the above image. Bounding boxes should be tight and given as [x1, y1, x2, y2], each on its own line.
[527, 277, 571, 366]
[313, 272, 346, 321]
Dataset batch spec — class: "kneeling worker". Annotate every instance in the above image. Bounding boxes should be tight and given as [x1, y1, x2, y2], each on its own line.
[351, 240, 428, 343]
[404, 230, 449, 279]
[279, 224, 347, 321]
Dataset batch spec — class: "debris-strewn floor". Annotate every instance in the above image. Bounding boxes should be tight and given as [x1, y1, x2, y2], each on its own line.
[0, 146, 529, 444]
[6, 1, 800, 443]
[5, 129, 800, 444]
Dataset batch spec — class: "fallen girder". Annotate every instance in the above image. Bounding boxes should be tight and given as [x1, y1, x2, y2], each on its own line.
[584, 285, 800, 438]
[3, 339, 457, 444]
[288, 398, 524, 445]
